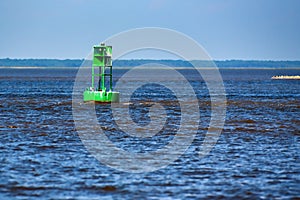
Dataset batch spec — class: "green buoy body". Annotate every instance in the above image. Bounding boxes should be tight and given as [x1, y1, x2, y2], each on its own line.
[83, 43, 119, 103]
[83, 90, 119, 102]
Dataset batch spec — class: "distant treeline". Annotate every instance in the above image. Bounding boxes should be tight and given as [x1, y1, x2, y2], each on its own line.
[0, 58, 300, 68]
[214, 60, 300, 68]
[0, 58, 83, 67]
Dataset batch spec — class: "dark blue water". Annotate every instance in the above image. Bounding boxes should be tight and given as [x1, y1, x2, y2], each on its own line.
[0, 68, 299, 199]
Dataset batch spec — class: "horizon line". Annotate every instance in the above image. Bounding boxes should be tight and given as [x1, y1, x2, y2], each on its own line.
[1, 58, 300, 62]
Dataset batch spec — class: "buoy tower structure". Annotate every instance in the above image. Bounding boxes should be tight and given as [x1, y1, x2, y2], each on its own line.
[83, 43, 119, 102]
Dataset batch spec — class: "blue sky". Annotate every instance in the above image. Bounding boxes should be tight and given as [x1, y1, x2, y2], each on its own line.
[0, 0, 299, 60]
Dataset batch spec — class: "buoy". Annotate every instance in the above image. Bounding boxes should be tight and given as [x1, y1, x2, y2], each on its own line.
[83, 43, 119, 102]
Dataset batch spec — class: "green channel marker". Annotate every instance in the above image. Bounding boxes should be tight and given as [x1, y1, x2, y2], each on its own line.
[83, 43, 119, 102]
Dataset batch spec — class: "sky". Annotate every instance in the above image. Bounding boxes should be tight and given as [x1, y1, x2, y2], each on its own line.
[0, 0, 299, 60]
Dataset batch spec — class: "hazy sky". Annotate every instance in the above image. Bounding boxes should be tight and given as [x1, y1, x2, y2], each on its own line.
[1, 0, 299, 60]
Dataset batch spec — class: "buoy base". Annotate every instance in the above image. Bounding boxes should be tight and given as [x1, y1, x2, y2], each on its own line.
[83, 89, 119, 103]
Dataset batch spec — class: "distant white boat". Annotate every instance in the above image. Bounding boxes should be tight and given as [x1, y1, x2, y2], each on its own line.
[271, 75, 300, 80]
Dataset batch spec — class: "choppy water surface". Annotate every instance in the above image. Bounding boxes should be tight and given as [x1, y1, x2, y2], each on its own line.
[0, 68, 299, 199]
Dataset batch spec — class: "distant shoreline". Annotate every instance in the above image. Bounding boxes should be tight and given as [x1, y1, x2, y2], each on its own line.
[0, 66, 299, 70]
[0, 59, 300, 68]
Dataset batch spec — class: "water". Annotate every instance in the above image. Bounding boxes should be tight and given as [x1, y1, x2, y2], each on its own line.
[0, 68, 299, 199]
